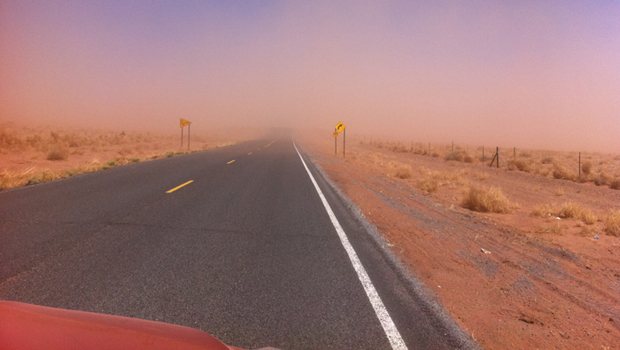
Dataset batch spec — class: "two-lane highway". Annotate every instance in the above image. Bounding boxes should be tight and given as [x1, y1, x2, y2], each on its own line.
[0, 133, 473, 349]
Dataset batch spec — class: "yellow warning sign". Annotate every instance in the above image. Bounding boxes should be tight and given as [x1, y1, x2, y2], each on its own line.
[180, 118, 191, 128]
[335, 122, 346, 133]
[333, 132, 339, 137]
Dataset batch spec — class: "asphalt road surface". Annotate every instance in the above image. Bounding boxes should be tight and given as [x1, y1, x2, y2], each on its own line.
[0, 132, 472, 350]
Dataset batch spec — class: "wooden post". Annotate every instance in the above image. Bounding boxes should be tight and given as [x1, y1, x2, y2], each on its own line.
[496, 147, 499, 168]
[513, 147, 516, 158]
[482, 146, 485, 164]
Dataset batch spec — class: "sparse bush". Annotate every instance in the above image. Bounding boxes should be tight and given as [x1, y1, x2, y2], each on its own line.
[593, 172, 611, 186]
[552, 163, 573, 180]
[610, 179, 620, 190]
[46, 147, 68, 161]
[508, 159, 532, 172]
[605, 210, 620, 236]
[416, 177, 438, 193]
[166, 151, 174, 158]
[445, 151, 465, 162]
[463, 154, 474, 163]
[431, 152, 439, 158]
[531, 202, 596, 225]
[394, 164, 413, 179]
[555, 188, 564, 196]
[541, 157, 554, 164]
[107, 161, 116, 167]
[461, 186, 513, 213]
[581, 161, 592, 175]
[519, 152, 531, 158]
[131, 158, 140, 163]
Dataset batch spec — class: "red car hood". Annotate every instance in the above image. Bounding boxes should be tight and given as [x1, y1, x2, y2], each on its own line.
[0, 300, 253, 350]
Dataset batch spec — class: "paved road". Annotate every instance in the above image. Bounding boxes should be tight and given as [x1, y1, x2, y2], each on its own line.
[0, 132, 470, 350]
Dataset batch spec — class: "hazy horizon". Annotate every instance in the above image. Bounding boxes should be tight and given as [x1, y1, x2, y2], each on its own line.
[2, 1, 619, 152]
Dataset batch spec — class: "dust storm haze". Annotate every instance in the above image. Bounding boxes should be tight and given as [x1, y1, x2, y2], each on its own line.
[1, 1, 619, 152]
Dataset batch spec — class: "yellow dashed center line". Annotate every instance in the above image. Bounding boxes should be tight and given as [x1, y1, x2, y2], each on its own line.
[264, 140, 276, 147]
[227, 160, 236, 164]
[166, 180, 194, 193]
[248, 152, 252, 155]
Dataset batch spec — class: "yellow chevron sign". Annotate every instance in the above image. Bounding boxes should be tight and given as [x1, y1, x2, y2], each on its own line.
[335, 122, 345, 133]
[180, 118, 191, 128]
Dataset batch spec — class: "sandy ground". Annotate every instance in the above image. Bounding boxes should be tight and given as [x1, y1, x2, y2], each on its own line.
[298, 132, 620, 350]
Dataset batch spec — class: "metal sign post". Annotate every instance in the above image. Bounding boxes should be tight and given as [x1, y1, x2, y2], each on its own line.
[180, 118, 192, 150]
[343, 128, 346, 159]
[334, 129, 338, 155]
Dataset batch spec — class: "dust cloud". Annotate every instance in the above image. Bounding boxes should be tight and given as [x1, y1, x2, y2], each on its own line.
[1, 1, 619, 152]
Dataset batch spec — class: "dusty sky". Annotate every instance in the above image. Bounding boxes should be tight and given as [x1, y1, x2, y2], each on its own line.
[1, 1, 619, 152]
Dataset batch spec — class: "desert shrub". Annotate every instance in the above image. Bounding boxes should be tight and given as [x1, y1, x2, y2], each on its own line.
[555, 188, 564, 196]
[106, 161, 116, 166]
[610, 179, 620, 190]
[416, 177, 438, 193]
[581, 161, 592, 175]
[131, 158, 140, 163]
[46, 147, 68, 161]
[166, 151, 174, 158]
[593, 172, 611, 186]
[394, 164, 413, 179]
[461, 186, 513, 213]
[605, 210, 620, 236]
[431, 152, 440, 158]
[519, 152, 531, 158]
[531, 202, 596, 225]
[541, 157, 554, 164]
[445, 151, 473, 163]
[508, 159, 532, 172]
[463, 154, 474, 163]
[552, 163, 573, 180]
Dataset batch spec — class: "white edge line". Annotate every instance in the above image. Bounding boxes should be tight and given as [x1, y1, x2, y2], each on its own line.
[292, 137, 409, 350]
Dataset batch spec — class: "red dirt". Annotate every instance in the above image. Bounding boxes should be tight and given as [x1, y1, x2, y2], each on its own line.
[299, 133, 620, 350]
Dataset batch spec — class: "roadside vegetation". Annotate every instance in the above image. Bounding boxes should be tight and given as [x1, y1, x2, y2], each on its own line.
[0, 124, 242, 191]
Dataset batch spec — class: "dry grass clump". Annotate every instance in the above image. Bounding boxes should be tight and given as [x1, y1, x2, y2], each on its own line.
[445, 151, 472, 163]
[605, 210, 620, 236]
[394, 164, 413, 179]
[610, 179, 620, 190]
[541, 157, 554, 164]
[416, 177, 438, 193]
[46, 147, 69, 161]
[552, 163, 574, 181]
[581, 161, 592, 175]
[531, 202, 597, 225]
[461, 185, 513, 213]
[555, 188, 564, 196]
[508, 159, 532, 172]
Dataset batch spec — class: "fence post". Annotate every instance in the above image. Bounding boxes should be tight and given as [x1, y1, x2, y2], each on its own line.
[496, 147, 499, 168]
